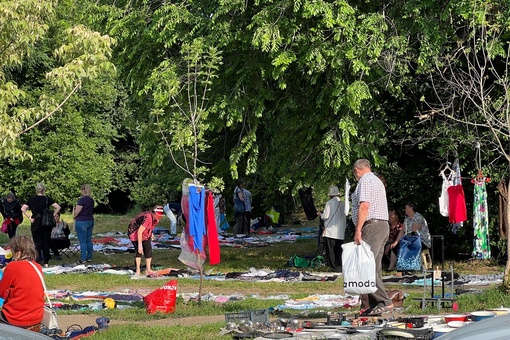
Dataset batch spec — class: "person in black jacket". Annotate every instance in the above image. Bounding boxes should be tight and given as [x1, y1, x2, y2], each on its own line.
[0, 192, 23, 239]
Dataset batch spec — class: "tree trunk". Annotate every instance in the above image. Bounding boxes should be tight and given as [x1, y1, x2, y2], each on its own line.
[505, 178, 510, 291]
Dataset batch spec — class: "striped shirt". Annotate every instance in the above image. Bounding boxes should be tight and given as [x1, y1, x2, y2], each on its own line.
[351, 172, 388, 224]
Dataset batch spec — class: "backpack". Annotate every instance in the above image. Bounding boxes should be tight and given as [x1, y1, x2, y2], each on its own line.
[128, 213, 150, 237]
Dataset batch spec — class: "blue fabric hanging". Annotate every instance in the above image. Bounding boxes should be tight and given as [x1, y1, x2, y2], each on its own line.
[188, 185, 205, 252]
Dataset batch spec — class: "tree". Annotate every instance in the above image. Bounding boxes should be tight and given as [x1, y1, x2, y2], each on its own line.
[0, 0, 116, 159]
[422, 1, 510, 288]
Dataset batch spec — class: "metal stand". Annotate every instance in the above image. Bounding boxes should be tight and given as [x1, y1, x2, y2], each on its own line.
[412, 235, 457, 310]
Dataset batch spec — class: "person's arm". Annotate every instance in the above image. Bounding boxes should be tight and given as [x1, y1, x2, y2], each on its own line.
[237, 188, 245, 201]
[73, 205, 83, 220]
[392, 227, 404, 248]
[52, 202, 61, 217]
[137, 225, 146, 255]
[63, 221, 71, 236]
[411, 222, 422, 232]
[354, 201, 369, 245]
[0, 265, 14, 299]
[21, 204, 34, 223]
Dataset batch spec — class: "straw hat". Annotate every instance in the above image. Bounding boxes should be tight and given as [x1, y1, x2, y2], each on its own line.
[328, 185, 340, 196]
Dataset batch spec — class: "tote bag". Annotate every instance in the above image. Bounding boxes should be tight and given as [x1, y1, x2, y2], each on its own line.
[396, 233, 422, 271]
[28, 261, 59, 330]
[341, 241, 377, 294]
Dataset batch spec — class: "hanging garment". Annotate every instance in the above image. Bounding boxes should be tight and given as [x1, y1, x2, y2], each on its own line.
[299, 187, 318, 220]
[189, 184, 206, 252]
[344, 179, 350, 216]
[498, 179, 508, 240]
[439, 173, 450, 217]
[449, 159, 467, 232]
[472, 180, 490, 259]
[206, 191, 220, 265]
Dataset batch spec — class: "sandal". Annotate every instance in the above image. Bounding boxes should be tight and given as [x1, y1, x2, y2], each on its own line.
[369, 305, 394, 315]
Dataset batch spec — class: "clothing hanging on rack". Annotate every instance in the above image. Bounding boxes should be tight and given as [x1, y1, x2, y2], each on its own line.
[439, 171, 451, 217]
[448, 158, 467, 231]
[205, 190, 220, 265]
[472, 178, 490, 259]
[299, 187, 317, 221]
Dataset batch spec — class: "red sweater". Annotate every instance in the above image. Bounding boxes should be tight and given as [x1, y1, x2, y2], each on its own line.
[0, 260, 44, 327]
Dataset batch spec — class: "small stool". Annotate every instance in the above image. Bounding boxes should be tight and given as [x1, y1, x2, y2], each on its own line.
[421, 249, 432, 270]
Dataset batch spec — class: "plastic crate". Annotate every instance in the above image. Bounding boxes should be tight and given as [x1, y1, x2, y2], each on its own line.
[377, 327, 433, 340]
[225, 309, 269, 324]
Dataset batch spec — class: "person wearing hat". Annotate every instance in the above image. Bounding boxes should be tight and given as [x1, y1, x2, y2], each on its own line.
[317, 185, 346, 272]
[127, 205, 165, 276]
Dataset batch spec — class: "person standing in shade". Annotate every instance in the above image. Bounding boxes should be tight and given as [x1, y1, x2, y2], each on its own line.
[21, 183, 61, 267]
[351, 159, 393, 315]
[73, 184, 94, 264]
[317, 185, 346, 272]
[163, 202, 182, 237]
[233, 180, 247, 236]
[0, 192, 23, 239]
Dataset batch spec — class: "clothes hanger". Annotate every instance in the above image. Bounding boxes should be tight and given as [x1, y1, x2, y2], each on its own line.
[439, 162, 453, 178]
[471, 170, 491, 184]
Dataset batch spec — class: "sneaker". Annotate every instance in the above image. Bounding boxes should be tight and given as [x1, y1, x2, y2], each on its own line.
[78, 260, 85, 264]
[86, 259, 92, 262]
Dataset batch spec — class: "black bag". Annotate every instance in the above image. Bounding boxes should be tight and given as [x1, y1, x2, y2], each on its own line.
[42, 197, 56, 229]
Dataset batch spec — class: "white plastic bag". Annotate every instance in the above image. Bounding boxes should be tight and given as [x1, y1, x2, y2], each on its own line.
[342, 241, 377, 294]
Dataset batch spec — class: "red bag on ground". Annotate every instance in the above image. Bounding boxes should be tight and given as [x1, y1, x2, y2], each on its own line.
[143, 280, 178, 314]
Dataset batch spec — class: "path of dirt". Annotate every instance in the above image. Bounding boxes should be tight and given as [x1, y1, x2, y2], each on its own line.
[57, 313, 226, 332]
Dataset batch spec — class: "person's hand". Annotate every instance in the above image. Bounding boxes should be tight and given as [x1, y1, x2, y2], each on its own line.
[391, 242, 398, 248]
[138, 244, 144, 255]
[317, 211, 321, 216]
[354, 230, 362, 245]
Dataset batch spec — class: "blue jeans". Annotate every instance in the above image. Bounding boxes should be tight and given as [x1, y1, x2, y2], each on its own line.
[75, 220, 94, 261]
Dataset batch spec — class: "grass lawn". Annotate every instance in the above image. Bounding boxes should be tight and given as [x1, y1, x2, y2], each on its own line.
[0, 213, 507, 339]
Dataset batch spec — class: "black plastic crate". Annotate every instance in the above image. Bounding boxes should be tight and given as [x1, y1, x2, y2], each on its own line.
[377, 327, 433, 340]
[225, 309, 269, 324]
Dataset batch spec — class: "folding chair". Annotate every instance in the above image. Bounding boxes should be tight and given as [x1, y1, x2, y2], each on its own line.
[60, 243, 80, 259]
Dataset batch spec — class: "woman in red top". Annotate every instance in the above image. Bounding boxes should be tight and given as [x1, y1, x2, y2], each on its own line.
[127, 205, 165, 276]
[0, 236, 44, 329]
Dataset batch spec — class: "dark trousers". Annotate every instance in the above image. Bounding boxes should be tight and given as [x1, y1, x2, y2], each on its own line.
[324, 237, 343, 272]
[51, 238, 71, 257]
[31, 217, 51, 265]
[234, 212, 249, 236]
[7, 220, 19, 239]
[360, 221, 392, 309]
